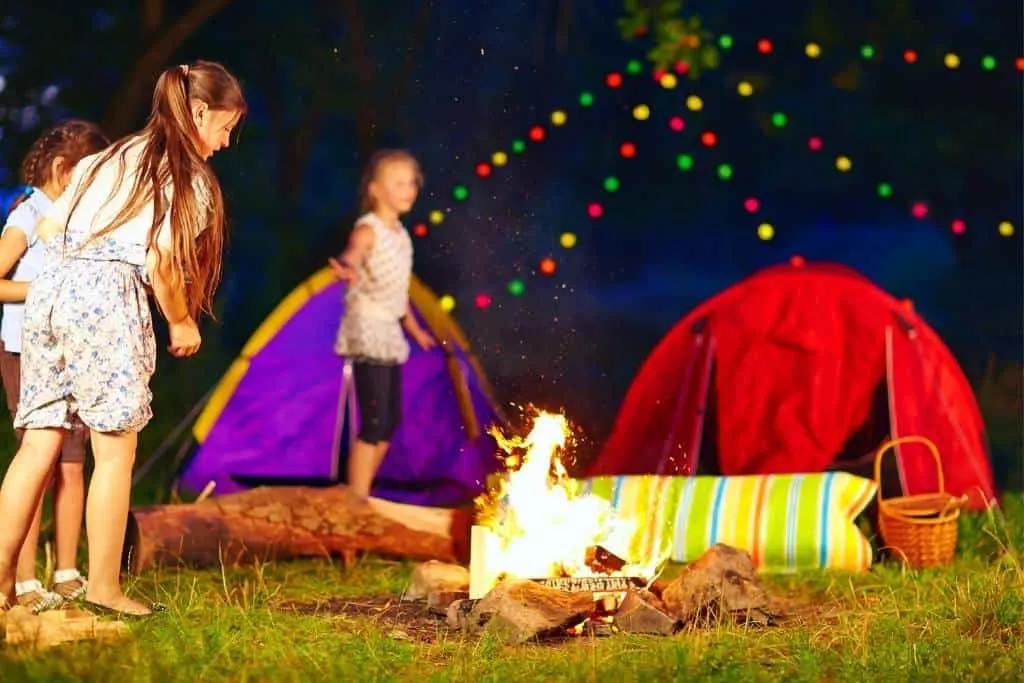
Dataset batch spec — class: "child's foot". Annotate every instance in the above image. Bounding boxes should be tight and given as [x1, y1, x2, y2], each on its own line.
[84, 592, 161, 617]
[52, 572, 89, 602]
[15, 580, 66, 614]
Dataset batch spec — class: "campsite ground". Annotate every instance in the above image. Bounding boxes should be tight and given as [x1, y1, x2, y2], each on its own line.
[0, 495, 1021, 681]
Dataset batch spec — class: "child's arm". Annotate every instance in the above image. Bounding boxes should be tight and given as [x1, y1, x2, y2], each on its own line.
[145, 247, 190, 324]
[402, 303, 437, 349]
[0, 221, 32, 303]
[329, 223, 374, 281]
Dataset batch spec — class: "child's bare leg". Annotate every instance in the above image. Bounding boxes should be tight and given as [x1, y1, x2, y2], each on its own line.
[15, 500, 45, 583]
[53, 461, 85, 575]
[84, 430, 149, 614]
[347, 439, 383, 499]
[0, 429, 65, 605]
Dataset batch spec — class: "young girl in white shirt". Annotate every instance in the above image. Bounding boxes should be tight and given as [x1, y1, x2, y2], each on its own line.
[0, 60, 246, 617]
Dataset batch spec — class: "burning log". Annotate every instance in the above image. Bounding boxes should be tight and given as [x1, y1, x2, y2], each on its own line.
[124, 485, 473, 574]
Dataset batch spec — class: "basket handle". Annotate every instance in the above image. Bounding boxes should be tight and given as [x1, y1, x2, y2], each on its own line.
[873, 435, 945, 506]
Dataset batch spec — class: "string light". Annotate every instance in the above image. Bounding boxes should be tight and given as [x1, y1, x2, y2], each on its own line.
[560, 232, 577, 248]
[475, 162, 492, 177]
[877, 183, 893, 198]
[508, 279, 526, 295]
[757, 39, 773, 54]
[579, 92, 594, 107]
[860, 44, 875, 59]
[911, 202, 928, 218]
[717, 164, 733, 180]
[511, 139, 526, 153]
[771, 112, 787, 127]
[439, 295, 456, 312]
[686, 95, 703, 111]
[539, 257, 557, 275]
[674, 61, 690, 74]
[737, 81, 754, 97]
[808, 137, 823, 150]
[805, 43, 821, 58]
[551, 110, 567, 126]
[413, 223, 428, 237]
[491, 151, 508, 166]
[587, 203, 603, 218]
[718, 35, 733, 49]
[660, 73, 678, 89]
[626, 59, 643, 75]
[669, 116, 685, 131]
[606, 72, 623, 88]
[700, 131, 717, 146]
[529, 126, 545, 142]
[633, 104, 651, 120]
[981, 56, 996, 71]
[744, 198, 759, 212]
[757, 223, 775, 240]
[619, 142, 637, 158]
[951, 219, 966, 235]
[998, 221, 1014, 237]
[474, 293, 491, 309]
[676, 154, 694, 171]
[603, 176, 620, 192]
[903, 50, 918, 63]
[835, 156, 852, 171]
[429, 210, 444, 224]
[453, 185, 468, 200]
[944, 53, 960, 68]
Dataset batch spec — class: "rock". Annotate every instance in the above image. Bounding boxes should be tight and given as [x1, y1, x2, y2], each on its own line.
[427, 590, 469, 615]
[614, 588, 679, 635]
[661, 543, 772, 626]
[405, 560, 470, 601]
[464, 579, 595, 644]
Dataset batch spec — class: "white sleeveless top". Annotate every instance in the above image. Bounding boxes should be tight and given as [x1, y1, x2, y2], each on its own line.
[334, 212, 413, 364]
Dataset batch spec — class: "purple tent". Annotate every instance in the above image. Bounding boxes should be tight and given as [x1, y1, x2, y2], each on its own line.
[177, 268, 505, 507]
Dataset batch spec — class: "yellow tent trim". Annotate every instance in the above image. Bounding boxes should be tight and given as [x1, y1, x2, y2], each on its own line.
[192, 268, 502, 444]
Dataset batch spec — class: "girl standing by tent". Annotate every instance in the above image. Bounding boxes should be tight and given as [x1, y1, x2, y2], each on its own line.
[330, 149, 436, 500]
[0, 120, 109, 613]
[0, 60, 246, 617]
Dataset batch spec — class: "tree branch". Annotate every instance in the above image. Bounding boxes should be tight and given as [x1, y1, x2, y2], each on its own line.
[105, 0, 237, 136]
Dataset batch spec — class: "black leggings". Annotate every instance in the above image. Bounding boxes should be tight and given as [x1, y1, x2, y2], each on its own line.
[353, 361, 402, 444]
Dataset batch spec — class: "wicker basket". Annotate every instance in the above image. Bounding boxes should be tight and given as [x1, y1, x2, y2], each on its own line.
[873, 436, 968, 569]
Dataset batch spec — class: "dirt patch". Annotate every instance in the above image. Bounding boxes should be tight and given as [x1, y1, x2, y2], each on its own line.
[274, 592, 831, 644]
[276, 595, 448, 643]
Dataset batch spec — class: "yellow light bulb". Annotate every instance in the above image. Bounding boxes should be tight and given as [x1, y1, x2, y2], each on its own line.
[429, 210, 444, 225]
[805, 43, 821, 58]
[686, 95, 703, 111]
[757, 223, 775, 241]
[737, 81, 754, 97]
[491, 151, 508, 167]
[551, 110, 567, 126]
[835, 156, 852, 172]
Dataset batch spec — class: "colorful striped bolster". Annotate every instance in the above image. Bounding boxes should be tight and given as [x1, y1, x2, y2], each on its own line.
[581, 472, 877, 573]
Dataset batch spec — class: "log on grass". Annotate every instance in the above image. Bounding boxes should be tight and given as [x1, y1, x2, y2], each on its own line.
[124, 485, 473, 574]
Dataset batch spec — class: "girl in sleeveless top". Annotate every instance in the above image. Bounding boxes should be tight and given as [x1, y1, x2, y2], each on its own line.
[0, 120, 108, 612]
[0, 61, 246, 617]
[330, 149, 436, 499]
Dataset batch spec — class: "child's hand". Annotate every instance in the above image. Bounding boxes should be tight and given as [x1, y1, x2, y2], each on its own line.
[414, 329, 437, 351]
[329, 257, 356, 282]
[169, 318, 202, 357]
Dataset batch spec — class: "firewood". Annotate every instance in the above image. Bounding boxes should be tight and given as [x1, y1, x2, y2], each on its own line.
[462, 579, 596, 644]
[124, 485, 474, 573]
[660, 543, 773, 626]
[2, 607, 128, 649]
[613, 588, 679, 635]
[405, 561, 470, 601]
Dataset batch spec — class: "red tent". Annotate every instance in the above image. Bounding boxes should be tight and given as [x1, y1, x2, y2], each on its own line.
[588, 261, 996, 511]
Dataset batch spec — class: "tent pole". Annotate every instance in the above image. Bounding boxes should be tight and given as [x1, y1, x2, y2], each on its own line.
[331, 359, 355, 482]
[657, 332, 703, 475]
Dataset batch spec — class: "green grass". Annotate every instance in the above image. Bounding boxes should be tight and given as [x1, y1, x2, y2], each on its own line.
[0, 496, 1021, 682]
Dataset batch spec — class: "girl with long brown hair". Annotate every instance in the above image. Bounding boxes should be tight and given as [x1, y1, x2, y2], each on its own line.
[0, 60, 246, 617]
[0, 120, 109, 613]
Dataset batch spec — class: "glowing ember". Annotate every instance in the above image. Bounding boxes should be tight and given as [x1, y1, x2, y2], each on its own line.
[475, 410, 660, 583]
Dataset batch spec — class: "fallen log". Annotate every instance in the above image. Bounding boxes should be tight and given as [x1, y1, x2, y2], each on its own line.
[124, 484, 474, 574]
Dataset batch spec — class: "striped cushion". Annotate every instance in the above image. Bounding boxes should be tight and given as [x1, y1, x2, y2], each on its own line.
[581, 472, 877, 573]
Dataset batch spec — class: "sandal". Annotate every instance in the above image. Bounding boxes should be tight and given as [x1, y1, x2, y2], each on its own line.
[83, 600, 167, 619]
[53, 575, 89, 602]
[16, 588, 66, 615]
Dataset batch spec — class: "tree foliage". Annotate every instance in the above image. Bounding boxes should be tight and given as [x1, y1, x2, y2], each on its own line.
[617, 0, 719, 77]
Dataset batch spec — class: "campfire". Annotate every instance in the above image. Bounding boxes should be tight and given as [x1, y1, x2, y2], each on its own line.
[469, 410, 664, 598]
[404, 410, 775, 643]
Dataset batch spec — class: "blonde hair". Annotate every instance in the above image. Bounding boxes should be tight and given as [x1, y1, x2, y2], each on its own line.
[358, 149, 423, 213]
[64, 60, 246, 320]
